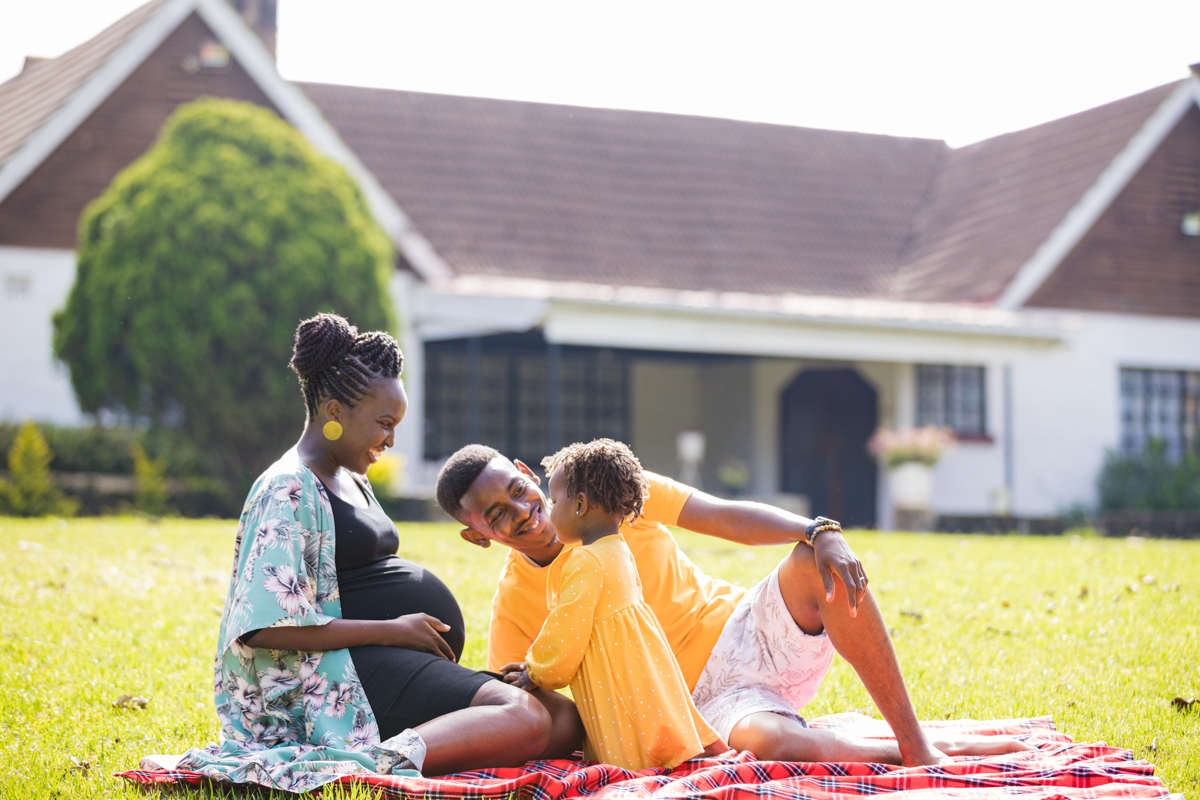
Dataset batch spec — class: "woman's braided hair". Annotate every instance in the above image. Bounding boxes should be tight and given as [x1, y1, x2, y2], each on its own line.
[541, 439, 648, 523]
[289, 313, 403, 418]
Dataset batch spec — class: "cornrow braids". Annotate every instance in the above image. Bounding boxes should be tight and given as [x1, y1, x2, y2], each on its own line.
[290, 313, 403, 418]
[541, 438, 648, 523]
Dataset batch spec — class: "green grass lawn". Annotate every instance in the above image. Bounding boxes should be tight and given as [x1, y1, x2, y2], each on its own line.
[1, 517, 1197, 797]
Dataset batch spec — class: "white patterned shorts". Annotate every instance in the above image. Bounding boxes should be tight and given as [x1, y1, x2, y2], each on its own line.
[690, 557, 835, 741]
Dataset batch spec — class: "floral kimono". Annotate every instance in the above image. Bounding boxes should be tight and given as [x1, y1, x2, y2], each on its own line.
[176, 448, 420, 793]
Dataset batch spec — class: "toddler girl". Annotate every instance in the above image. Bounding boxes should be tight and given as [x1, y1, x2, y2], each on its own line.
[502, 439, 725, 770]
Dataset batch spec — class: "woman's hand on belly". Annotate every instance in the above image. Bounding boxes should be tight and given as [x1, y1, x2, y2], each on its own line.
[243, 614, 455, 660]
[378, 613, 456, 661]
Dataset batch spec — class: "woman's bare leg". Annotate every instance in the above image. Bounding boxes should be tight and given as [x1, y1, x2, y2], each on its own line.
[416, 680, 552, 776]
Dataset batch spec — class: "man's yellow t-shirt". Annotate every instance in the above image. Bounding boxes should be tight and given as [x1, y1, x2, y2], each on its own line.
[486, 472, 747, 691]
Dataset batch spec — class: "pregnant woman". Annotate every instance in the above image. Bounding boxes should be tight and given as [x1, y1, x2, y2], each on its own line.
[179, 313, 582, 793]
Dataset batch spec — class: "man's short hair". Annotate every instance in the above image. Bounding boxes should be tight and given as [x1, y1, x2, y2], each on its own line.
[436, 444, 502, 519]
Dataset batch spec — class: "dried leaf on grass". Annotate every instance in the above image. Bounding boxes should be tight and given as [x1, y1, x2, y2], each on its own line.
[112, 693, 150, 710]
[900, 609, 924, 622]
[1171, 696, 1198, 712]
[67, 756, 92, 776]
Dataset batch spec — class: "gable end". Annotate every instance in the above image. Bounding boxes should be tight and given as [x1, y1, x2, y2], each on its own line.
[1026, 104, 1200, 318]
[0, 11, 279, 249]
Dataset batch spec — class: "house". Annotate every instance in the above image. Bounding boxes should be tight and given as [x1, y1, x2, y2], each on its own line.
[2, 0, 1198, 527]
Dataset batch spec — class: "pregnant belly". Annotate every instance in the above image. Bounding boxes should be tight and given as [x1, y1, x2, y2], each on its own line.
[338, 557, 467, 661]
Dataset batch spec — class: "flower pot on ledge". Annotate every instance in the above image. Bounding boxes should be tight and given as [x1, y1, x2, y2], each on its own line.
[889, 461, 935, 532]
[869, 426, 954, 533]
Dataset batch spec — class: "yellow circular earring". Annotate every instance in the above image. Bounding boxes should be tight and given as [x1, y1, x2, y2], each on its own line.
[322, 420, 343, 441]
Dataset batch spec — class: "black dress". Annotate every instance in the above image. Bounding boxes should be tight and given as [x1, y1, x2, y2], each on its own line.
[327, 483, 494, 739]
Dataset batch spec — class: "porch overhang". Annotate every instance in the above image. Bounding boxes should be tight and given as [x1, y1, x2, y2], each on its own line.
[413, 275, 1069, 363]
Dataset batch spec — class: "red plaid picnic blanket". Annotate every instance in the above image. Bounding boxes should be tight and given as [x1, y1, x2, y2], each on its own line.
[117, 715, 1170, 799]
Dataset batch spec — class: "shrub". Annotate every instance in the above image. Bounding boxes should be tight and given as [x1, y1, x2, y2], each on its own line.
[0, 421, 77, 517]
[1097, 439, 1200, 511]
[52, 98, 395, 490]
[367, 452, 406, 499]
[131, 442, 171, 517]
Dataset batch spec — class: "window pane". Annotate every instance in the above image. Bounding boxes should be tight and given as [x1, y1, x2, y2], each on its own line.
[916, 365, 946, 428]
[424, 334, 630, 463]
[916, 364, 985, 435]
[1119, 367, 1200, 461]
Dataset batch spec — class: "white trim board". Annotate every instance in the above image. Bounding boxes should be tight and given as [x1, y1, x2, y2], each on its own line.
[0, 0, 453, 283]
[996, 78, 1200, 310]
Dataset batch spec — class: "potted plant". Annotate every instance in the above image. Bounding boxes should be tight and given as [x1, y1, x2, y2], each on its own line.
[868, 426, 955, 529]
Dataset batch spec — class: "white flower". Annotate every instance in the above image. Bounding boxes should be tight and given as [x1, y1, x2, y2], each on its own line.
[272, 478, 303, 512]
[262, 564, 308, 617]
[260, 666, 299, 695]
[231, 676, 263, 716]
[323, 682, 354, 718]
[344, 720, 380, 752]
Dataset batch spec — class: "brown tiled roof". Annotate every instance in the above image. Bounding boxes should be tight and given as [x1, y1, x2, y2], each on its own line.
[891, 82, 1179, 303]
[300, 82, 948, 298]
[302, 81, 1179, 303]
[0, 0, 166, 167]
[0, 0, 1180, 306]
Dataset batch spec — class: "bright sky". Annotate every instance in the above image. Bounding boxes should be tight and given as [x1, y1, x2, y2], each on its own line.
[2, 0, 1198, 147]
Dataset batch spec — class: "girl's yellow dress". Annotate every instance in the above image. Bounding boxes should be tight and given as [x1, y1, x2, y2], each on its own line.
[526, 534, 721, 770]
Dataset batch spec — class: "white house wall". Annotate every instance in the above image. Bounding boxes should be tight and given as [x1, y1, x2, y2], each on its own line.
[629, 359, 702, 479]
[0, 247, 85, 425]
[399, 285, 1200, 521]
[1007, 311, 1200, 517]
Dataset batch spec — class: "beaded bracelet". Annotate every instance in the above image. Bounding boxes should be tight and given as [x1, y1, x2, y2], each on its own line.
[805, 516, 842, 545]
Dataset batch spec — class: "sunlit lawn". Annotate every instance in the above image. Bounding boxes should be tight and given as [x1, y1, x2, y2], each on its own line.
[1, 517, 1197, 797]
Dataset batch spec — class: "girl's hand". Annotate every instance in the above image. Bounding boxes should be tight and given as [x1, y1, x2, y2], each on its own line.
[500, 662, 537, 692]
[381, 613, 455, 661]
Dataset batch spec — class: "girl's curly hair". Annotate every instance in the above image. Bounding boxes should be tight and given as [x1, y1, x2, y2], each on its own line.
[541, 439, 648, 523]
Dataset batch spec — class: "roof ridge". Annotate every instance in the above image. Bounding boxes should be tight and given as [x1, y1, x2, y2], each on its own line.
[296, 80, 952, 146]
[952, 79, 1185, 154]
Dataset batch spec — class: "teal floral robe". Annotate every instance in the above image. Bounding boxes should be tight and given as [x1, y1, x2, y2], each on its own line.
[176, 448, 421, 793]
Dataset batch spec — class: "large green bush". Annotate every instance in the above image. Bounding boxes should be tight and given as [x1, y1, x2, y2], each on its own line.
[1097, 439, 1200, 511]
[53, 98, 394, 488]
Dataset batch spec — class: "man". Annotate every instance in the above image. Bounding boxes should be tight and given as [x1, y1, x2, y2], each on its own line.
[436, 444, 1025, 766]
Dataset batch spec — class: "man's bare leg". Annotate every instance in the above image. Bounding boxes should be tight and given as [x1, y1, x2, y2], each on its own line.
[727, 544, 1028, 766]
[730, 712, 907, 763]
[729, 711, 1032, 764]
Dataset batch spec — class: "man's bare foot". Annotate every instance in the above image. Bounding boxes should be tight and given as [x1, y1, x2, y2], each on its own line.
[900, 740, 954, 767]
[929, 734, 1033, 758]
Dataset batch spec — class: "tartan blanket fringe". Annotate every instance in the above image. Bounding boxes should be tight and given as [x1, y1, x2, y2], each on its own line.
[117, 714, 1170, 800]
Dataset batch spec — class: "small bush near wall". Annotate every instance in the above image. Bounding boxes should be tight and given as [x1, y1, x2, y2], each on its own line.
[1098, 439, 1200, 512]
[1095, 439, 1200, 538]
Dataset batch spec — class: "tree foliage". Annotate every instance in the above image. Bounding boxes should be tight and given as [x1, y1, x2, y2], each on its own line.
[53, 98, 394, 486]
[0, 421, 77, 517]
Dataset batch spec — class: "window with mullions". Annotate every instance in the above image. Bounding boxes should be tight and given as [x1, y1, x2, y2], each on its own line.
[916, 364, 986, 436]
[1120, 368, 1200, 461]
[424, 333, 630, 468]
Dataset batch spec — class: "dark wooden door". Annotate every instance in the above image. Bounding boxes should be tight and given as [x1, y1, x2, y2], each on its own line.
[780, 369, 877, 528]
